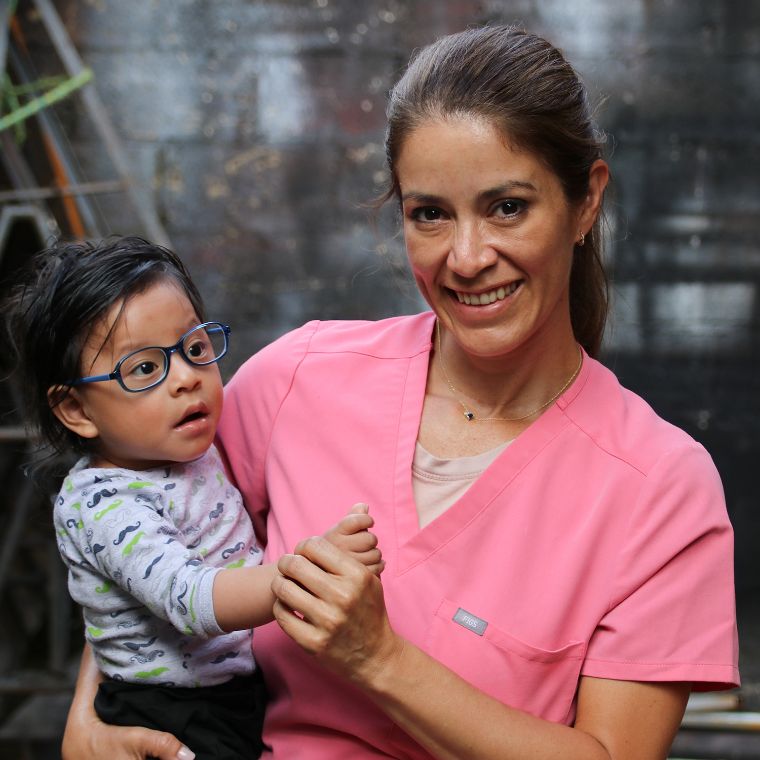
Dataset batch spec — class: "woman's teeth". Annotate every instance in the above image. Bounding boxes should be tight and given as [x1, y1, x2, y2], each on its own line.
[455, 282, 519, 305]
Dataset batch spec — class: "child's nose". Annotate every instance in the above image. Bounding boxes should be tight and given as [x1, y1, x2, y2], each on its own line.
[167, 355, 202, 393]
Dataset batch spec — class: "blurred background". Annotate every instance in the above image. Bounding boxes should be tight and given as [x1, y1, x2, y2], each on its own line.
[0, 0, 758, 757]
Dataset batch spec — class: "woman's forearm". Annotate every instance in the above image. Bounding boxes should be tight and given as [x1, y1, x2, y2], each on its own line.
[358, 636, 688, 760]
[359, 636, 609, 760]
[61, 644, 102, 759]
[65, 643, 103, 729]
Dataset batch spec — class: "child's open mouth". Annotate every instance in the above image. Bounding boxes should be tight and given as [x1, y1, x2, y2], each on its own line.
[176, 409, 207, 427]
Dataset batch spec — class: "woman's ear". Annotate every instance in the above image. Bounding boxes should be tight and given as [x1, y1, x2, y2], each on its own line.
[48, 387, 99, 440]
[578, 158, 610, 232]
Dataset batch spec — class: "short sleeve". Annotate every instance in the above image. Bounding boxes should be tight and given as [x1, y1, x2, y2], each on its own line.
[582, 444, 739, 690]
[217, 321, 318, 545]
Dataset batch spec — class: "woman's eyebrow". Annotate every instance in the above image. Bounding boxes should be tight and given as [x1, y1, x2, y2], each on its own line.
[400, 191, 445, 204]
[401, 181, 538, 205]
[479, 180, 537, 200]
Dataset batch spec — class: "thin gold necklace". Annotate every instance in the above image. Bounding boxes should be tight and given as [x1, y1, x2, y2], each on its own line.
[435, 321, 583, 423]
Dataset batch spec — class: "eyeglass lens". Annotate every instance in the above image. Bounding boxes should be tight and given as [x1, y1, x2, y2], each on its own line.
[119, 324, 227, 391]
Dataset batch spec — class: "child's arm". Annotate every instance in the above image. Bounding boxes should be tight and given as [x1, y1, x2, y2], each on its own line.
[212, 563, 279, 632]
[213, 503, 383, 632]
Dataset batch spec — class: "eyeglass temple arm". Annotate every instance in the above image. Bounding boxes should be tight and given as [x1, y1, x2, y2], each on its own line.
[68, 372, 118, 386]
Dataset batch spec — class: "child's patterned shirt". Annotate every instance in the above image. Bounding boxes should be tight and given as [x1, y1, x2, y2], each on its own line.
[54, 444, 261, 686]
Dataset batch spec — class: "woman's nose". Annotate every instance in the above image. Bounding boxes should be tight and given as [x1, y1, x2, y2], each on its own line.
[447, 220, 498, 277]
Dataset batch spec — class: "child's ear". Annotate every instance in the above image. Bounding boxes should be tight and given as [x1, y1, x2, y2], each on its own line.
[48, 387, 99, 440]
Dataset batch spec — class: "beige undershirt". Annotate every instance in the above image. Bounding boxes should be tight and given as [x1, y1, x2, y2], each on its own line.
[412, 439, 512, 529]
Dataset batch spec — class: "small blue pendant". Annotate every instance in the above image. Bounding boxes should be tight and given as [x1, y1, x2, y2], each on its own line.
[464, 411, 475, 421]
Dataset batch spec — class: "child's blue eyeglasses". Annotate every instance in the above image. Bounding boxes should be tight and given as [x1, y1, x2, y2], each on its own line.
[68, 322, 231, 393]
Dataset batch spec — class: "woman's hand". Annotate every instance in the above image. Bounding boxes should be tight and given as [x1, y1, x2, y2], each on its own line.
[62, 717, 194, 760]
[271, 535, 402, 685]
[62, 644, 195, 760]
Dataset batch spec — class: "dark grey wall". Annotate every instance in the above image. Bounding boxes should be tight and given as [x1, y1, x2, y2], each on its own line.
[17, 0, 760, 593]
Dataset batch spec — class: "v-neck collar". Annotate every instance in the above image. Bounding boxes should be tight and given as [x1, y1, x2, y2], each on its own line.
[390, 312, 592, 574]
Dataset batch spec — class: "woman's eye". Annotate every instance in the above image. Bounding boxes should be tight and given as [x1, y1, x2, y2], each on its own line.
[493, 199, 525, 218]
[410, 206, 444, 223]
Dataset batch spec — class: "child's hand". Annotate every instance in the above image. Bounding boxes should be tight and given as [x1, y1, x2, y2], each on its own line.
[322, 503, 384, 576]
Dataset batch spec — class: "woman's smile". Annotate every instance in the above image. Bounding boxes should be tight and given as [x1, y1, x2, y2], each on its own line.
[450, 280, 522, 306]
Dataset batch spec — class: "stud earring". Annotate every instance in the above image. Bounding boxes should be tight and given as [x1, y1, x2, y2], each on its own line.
[577, 231, 585, 247]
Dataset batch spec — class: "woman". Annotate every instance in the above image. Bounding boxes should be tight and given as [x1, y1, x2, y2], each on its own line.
[63, 25, 738, 760]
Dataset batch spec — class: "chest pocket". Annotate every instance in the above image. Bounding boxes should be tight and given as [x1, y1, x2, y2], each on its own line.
[427, 599, 585, 724]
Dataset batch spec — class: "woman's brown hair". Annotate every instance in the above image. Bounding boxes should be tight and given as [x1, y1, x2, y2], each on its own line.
[384, 25, 609, 356]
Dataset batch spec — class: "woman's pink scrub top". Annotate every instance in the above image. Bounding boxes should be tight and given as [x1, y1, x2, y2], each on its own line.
[218, 312, 739, 760]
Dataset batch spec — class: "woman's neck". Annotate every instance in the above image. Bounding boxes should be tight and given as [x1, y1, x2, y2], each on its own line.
[432, 323, 581, 423]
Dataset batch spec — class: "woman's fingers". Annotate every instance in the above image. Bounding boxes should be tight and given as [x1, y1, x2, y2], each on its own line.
[132, 728, 195, 760]
[272, 598, 329, 654]
[272, 588, 360, 660]
[274, 552, 373, 618]
[62, 720, 194, 760]
[272, 555, 328, 620]
[290, 534, 361, 575]
[273, 547, 374, 622]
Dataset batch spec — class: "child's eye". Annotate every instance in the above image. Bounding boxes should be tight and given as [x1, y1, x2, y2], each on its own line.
[186, 338, 210, 360]
[492, 199, 525, 218]
[131, 361, 160, 378]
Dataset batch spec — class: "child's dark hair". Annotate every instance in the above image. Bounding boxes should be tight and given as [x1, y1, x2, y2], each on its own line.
[2, 235, 205, 457]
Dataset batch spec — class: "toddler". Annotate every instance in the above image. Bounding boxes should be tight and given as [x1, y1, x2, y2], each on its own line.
[3, 236, 382, 759]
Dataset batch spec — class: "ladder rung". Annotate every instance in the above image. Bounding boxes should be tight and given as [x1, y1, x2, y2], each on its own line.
[0, 179, 126, 203]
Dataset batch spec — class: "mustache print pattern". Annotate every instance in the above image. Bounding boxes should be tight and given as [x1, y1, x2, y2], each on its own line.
[124, 636, 158, 652]
[87, 488, 118, 508]
[113, 522, 141, 546]
[117, 615, 148, 629]
[142, 553, 164, 579]
[129, 649, 165, 664]
[210, 650, 239, 664]
[176, 582, 189, 615]
[222, 542, 245, 560]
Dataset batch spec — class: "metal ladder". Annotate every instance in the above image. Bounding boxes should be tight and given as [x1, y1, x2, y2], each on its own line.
[0, 1, 171, 753]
